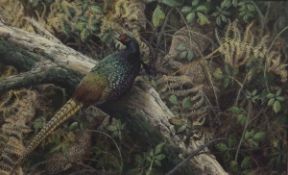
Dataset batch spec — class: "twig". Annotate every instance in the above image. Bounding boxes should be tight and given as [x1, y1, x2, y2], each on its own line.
[165, 138, 225, 175]
[234, 102, 252, 162]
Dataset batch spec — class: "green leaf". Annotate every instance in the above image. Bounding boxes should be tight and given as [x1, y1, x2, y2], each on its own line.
[230, 160, 238, 173]
[216, 143, 228, 152]
[197, 12, 209, 25]
[154, 159, 162, 166]
[273, 100, 281, 113]
[220, 15, 227, 23]
[179, 51, 188, 59]
[147, 154, 152, 162]
[253, 131, 265, 142]
[176, 43, 186, 51]
[196, 5, 208, 13]
[75, 21, 86, 31]
[247, 4, 255, 11]
[90, 5, 103, 14]
[223, 77, 230, 88]
[276, 96, 285, 101]
[267, 98, 275, 106]
[266, 93, 274, 98]
[228, 106, 242, 114]
[232, 0, 238, 7]
[182, 97, 192, 109]
[244, 130, 253, 140]
[213, 68, 223, 79]
[106, 124, 117, 132]
[152, 5, 165, 28]
[186, 50, 194, 61]
[68, 122, 79, 130]
[241, 156, 252, 169]
[216, 17, 221, 26]
[176, 124, 187, 133]
[228, 136, 237, 147]
[80, 29, 89, 41]
[237, 114, 247, 125]
[181, 6, 192, 14]
[161, 0, 183, 7]
[221, 0, 232, 8]
[186, 12, 195, 23]
[276, 89, 282, 96]
[169, 95, 178, 105]
[33, 117, 45, 131]
[155, 154, 166, 161]
[192, 0, 199, 6]
[155, 142, 165, 154]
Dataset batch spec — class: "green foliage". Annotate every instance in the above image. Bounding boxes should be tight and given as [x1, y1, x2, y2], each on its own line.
[48, 0, 103, 42]
[266, 89, 284, 113]
[131, 142, 166, 175]
[238, 1, 256, 22]
[2, 0, 287, 174]
[245, 90, 260, 103]
[178, 0, 258, 26]
[160, 0, 183, 7]
[32, 117, 46, 132]
[212, 0, 233, 26]
[106, 119, 125, 140]
[176, 43, 195, 61]
[152, 5, 165, 28]
[168, 94, 178, 105]
[228, 106, 247, 125]
[182, 97, 193, 109]
[244, 129, 266, 147]
[181, 0, 210, 25]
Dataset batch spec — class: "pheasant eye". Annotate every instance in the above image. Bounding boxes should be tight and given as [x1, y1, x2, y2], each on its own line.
[119, 34, 128, 43]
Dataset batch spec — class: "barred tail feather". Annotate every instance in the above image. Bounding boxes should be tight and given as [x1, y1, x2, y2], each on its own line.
[19, 99, 83, 162]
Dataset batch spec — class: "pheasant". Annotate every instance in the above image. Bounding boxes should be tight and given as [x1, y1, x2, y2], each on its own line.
[18, 33, 141, 163]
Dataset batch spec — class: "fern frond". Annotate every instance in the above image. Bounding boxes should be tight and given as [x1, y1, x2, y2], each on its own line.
[216, 21, 288, 82]
[0, 89, 37, 175]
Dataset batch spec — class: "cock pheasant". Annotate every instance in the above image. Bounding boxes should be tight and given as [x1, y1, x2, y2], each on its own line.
[18, 33, 141, 164]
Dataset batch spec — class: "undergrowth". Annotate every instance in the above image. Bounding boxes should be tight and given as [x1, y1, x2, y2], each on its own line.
[0, 0, 287, 175]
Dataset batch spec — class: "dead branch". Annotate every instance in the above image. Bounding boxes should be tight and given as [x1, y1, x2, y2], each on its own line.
[0, 24, 228, 175]
[0, 63, 81, 94]
[0, 23, 96, 74]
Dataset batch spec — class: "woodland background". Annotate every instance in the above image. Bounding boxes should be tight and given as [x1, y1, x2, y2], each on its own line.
[0, 0, 287, 175]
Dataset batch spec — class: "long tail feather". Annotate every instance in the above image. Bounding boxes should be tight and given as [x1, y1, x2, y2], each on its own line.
[18, 99, 83, 163]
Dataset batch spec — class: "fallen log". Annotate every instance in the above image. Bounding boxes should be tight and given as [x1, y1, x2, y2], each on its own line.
[0, 23, 228, 175]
